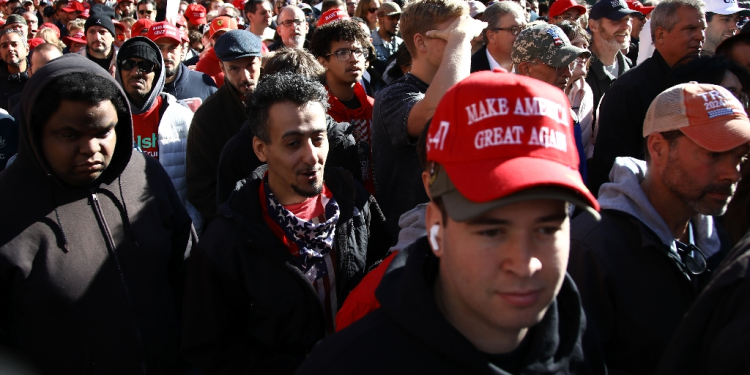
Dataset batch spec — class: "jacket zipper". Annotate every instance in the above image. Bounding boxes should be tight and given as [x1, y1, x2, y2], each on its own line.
[89, 191, 148, 375]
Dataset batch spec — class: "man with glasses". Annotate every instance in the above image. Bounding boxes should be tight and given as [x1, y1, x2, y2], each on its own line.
[586, 0, 638, 123]
[269, 5, 308, 50]
[703, 0, 750, 54]
[471, 1, 525, 72]
[79, 9, 118, 76]
[569, 82, 747, 375]
[371, 1, 401, 63]
[115, 35, 200, 225]
[311, 17, 377, 193]
[513, 23, 590, 182]
[20, 10, 37, 38]
[136, 0, 156, 20]
[548, 0, 586, 24]
[346, 0, 356, 16]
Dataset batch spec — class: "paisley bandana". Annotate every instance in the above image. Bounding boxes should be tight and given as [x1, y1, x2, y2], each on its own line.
[261, 175, 340, 267]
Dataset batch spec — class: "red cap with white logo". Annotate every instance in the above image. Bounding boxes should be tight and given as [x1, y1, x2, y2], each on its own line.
[426, 69, 599, 221]
[147, 21, 182, 44]
[317, 9, 349, 26]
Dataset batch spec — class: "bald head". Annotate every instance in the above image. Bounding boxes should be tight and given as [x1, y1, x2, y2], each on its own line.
[276, 5, 308, 48]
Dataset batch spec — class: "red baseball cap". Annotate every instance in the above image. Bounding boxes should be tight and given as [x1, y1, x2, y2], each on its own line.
[62, 0, 85, 13]
[131, 18, 153, 36]
[426, 69, 599, 221]
[233, 0, 247, 10]
[176, 14, 187, 28]
[185, 3, 207, 25]
[147, 21, 182, 43]
[317, 9, 349, 26]
[62, 31, 86, 47]
[39, 22, 60, 38]
[548, 0, 587, 19]
[626, 0, 654, 15]
[209, 16, 237, 38]
[28, 37, 45, 50]
[644, 83, 750, 152]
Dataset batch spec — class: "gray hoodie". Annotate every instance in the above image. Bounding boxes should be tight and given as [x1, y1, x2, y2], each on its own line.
[598, 156, 722, 257]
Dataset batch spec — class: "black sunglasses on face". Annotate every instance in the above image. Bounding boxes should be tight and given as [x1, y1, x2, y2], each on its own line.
[120, 59, 157, 73]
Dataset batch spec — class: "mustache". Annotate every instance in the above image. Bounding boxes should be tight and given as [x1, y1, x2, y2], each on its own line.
[296, 166, 322, 174]
[164, 59, 175, 65]
[701, 183, 736, 198]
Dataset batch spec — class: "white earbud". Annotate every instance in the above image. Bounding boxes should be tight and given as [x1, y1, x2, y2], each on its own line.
[429, 224, 440, 251]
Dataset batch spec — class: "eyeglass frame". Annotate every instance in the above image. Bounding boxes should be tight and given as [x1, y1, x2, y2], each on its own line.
[326, 47, 369, 61]
[279, 18, 305, 27]
[553, 14, 580, 21]
[120, 59, 159, 73]
[528, 59, 574, 75]
[489, 24, 527, 37]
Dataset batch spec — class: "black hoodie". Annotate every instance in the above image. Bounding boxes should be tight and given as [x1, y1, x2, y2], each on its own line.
[296, 237, 607, 375]
[0, 54, 193, 374]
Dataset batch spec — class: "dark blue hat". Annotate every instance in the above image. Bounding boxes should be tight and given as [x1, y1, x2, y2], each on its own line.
[214, 30, 262, 62]
[590, 0, 640, 20]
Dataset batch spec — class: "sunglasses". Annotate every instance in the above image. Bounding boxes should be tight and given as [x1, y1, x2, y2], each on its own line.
[138, 9, 153, 14]
[120, 59, 157, 73]
[674, 240, 707, 275]
[368, 7, 378, 13]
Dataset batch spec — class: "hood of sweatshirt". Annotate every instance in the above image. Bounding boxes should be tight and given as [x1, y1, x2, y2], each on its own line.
[115, 36, 165, 115]
[598, 156, 721, 257]
[14, 53, 134, 188]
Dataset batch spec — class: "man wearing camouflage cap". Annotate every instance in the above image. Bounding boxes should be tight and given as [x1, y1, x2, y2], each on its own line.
[513, 22, 590, 182]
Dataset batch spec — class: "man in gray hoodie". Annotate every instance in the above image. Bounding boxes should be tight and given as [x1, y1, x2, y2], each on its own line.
[568, 82, 750, 375]
[116, 36, 201, 232]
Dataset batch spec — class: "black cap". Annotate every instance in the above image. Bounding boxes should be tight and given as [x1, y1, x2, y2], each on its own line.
[214, 29, 262, 62]
[118, 39, 161, 66]
[590, 0, 640, 20]
[43, 5, 55, 17]
[85, 14, 116, 37]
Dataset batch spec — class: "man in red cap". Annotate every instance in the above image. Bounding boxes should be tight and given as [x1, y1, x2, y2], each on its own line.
[184, 3, 207, 31]
[147, 21, 216, 111]
[297, 69, 605, 375]
[569, 83, 749, 374]
[310, 17, 376, 194]
[548, 0, 587, 24]
[115, 0, 136, 19]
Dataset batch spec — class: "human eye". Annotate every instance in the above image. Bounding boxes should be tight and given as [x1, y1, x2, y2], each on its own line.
[535, 225, 562, 237]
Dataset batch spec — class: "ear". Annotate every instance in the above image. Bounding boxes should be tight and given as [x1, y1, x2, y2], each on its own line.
[218, 60, 226, 75]
[421, 170, 431, 198]
[425, 200, 446, 258]
[253, 135, 268, 163]
[588, 18, 597, 32]
[317, 55, 329, 71]
[653, 26, 665, 46]
[517, 61, 531, 76]
[413, 32, 428, 55]
[646, 133, 669, 166]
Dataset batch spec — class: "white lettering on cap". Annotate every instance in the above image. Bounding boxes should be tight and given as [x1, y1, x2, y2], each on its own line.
[427, 121, 450, 151]
[474, 125, 524, 149]
[527, 126, 567, 151]
[513, 97, 567, 125]
[465, 98, 510, 125]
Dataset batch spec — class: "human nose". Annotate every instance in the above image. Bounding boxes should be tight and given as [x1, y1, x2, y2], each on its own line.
[302, 138, 321, 165]
[499, 235, 543, 278]
[80, 136, 101, 156]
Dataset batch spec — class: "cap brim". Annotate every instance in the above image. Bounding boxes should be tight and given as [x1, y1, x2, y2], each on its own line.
[153, 35, 181, 44]
[707, 5, 750, 15]
[219, 52, 261, 61]
[548, 45, 591, 68]
[680, 119, 750, 152]
[441, 156, 599, 217]
[606, 8, 639, 20]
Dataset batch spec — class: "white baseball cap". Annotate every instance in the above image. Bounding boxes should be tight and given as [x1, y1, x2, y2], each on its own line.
[704, 0, 750, 15]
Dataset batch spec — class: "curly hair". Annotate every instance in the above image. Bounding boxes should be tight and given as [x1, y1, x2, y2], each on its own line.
[309, 19, 372, 58]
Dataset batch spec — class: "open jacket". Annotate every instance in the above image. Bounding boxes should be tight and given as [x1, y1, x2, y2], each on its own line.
[182, 165, 391, 375]
[0, 54, 194, 374]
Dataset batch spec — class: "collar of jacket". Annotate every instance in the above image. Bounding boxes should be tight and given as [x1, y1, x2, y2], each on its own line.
[375, 237, 589, 374]
[590, 50, 630, 82]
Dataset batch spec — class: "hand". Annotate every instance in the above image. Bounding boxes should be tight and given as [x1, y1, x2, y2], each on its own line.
[424, 14, 487, 42]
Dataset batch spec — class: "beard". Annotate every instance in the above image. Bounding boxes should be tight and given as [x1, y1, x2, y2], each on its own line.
[661, 152, 737, 216]
[164, 59, 178, 77]
[284, 34, 305, 48]
[292, 166, 324, 198]
[601, 28, 630, 51]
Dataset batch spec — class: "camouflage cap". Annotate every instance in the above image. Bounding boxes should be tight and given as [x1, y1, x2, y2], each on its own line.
[511, 23, 591, 68]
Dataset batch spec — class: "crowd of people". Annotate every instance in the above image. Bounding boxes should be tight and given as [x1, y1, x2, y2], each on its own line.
[1, 0, 750, 372]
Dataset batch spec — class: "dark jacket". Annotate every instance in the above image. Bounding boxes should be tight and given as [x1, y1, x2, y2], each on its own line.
[0, 61, 28, 112]
[656, 230, 750, 375]
[0, 114, 17, 171]
[215, 115, 361, 206]
[589, 50, 670, 195]
[181, 165, 391, 375]
[585, 50, 632, 126]
[0, 54, 193, 375]
[186, 80, 246, 228]
[470, 45, 491, 73]
[569, 201, 731, 375]
[164, 63, 218, 112]
[297, 237, 607, 375]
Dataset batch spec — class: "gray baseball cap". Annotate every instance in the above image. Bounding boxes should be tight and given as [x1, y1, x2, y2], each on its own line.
[511, 23, 590, 68]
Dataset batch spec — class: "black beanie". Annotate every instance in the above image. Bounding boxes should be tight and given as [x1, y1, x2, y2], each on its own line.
[118, 40, 161, 67]
[84, 14, 116, 38]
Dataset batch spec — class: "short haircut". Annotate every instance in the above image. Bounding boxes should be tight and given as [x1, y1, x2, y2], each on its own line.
[33, 72, 129, 141]
[482, 1, 525, 44]
[244, 0, 269, 14]
[643, 130, 683, 162]
[716, 33, 750, 58]
[32, 41, 63, 56]
[261, 48, 325, 77]
[309, 19, 371, 58]
[401, 0, 468, 56]
[0, 29, 28, 48]
[321, 0, 344, 13]
[188, 29, 202, 44]
[137, 0, 155, 7]
[221, 4, 239, 17]
[119, 17, 136, 28]
[247, 73, 330, 144]
[650, 0, 705, 43]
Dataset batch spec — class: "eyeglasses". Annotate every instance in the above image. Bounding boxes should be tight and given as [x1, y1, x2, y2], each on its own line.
[554, 14, 580, 21]
[490, 24, 526, 36]
[120, 59, 158, 73]
[327, 47, 369, 60]
[674, 240, 707, 275]
[368, 7, 378, 13]
[279, 18, 304, 27]
[138, 9, 153, 15]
